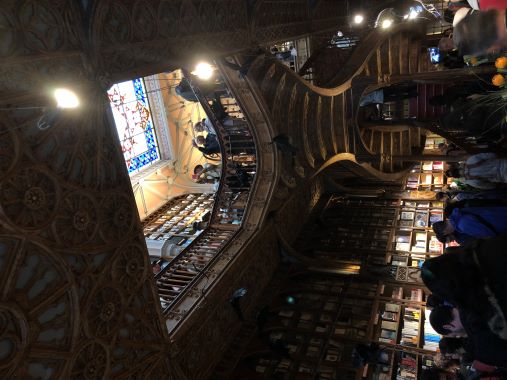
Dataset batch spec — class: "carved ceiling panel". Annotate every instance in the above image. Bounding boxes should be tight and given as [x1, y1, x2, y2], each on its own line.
[0, 0, 350, 378]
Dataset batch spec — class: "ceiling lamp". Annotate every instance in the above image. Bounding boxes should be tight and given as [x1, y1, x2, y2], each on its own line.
[353, 14, 364, 24]
[54, 88, 79, 108]
[381, 19, 393, 29]
[191, 62, 214, 80]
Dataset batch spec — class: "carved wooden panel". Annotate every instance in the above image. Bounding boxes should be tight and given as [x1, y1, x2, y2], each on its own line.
[173, 225, 280, 379]
[0, 0, 350, 378]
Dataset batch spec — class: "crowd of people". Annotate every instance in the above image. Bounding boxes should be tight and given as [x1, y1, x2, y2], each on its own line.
[422, 150, 507, 378]
[445, 0, 507, 56]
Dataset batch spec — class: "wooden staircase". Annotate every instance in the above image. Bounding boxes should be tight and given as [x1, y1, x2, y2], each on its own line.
[255, 24, 437, 177]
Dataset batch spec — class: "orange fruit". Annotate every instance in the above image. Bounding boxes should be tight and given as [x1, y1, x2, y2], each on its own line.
[492, 74, 506, 86]
[496, 57, 507, 69]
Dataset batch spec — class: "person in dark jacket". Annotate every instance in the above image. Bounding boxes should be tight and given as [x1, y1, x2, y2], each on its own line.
[423, 236, 507, 343]
[432, 205, 507, 240]
[429, 305, 507, 367]
[193, 134, 220, 155]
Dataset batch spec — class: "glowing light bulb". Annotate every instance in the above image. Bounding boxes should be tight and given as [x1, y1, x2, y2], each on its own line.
[382, 19, 393, 29]
[191, 62, 214, 80]
[54, 88, 79, 108]
[353, 14, 364, 24]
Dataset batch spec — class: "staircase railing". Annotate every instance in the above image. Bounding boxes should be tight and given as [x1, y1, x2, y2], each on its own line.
[154, 68, 258, 313]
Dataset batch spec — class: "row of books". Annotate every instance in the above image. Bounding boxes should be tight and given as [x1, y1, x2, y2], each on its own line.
[399, 210, 443, 228]
[395, 231, 444, 253]
[423, 307, 441, 351]
[396, 352, 418, 380]
[402, 201, 445, 208]
[400, 307, 421, 347]
[378, 303, 401, 344]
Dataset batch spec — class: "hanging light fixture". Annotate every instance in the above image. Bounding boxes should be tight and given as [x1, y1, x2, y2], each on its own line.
[191, 62, 214, 80]
[353, 14, 364, 24]
[381, 19, 393, 29]
[53, 88, 79, 108]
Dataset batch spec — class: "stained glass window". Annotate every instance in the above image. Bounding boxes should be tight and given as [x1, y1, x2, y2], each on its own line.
[108, 78, 160, 174]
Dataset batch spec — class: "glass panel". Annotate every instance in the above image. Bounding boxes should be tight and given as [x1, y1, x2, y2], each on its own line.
[108, 78, 160, 173]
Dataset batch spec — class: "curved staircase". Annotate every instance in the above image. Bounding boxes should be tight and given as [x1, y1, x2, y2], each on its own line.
[243, 23, 439, 181]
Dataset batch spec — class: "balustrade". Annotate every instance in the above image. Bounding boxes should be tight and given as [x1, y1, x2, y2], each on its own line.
[153, 63, 258, 312]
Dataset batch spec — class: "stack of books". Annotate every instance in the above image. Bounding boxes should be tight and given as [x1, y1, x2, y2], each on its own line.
[378, 303, 400, 344]
[396, 352, 417, 380]
[410, 289, 423, 302]
[400, 307, 420, 347]
[428, 235, 444, 254]
[423, 307, 441, 351]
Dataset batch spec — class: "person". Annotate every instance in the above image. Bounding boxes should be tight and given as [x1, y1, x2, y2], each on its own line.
[359, 84, 418, 106]
[436, 189, 507, 203]
[466, 0, 507, 10]
[432, 220, 474, 245]
[430, 305, 466, 337]
[193, 163, 221, 183]
[437, 142, 467, 157]
[192, 220, 209, 232]
[194, 118, 215, 134]
[446, 153, 507, 189]
[453, 9, 507, 55]
[439, 337, 470, 360]
[152, 260, 162, 274]
[175, 76, 228, 102]
[423, 237, 507, 339]
[433, 202, 507, 240]
[429, 306, 507, 367]
[193, 134, 220, 155]
[427, 294, 454, 309]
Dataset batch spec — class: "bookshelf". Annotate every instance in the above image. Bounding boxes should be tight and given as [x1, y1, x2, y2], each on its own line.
[235, 274, 375, 379]
[311, 198, 400, 262]
[143, 193, 215, 251]
[405, 161, 446, 192]
[373, 159, 447, 379]
[424, 135, 446, 152]
[226, 154, 453, 379]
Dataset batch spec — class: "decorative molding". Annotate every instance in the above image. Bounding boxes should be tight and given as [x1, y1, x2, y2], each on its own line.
[144, 75, 175, 160]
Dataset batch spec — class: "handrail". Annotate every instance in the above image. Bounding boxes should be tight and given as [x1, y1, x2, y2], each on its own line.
[154, 67, 258, 313]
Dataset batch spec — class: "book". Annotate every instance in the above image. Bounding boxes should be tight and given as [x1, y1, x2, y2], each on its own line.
[396, 242, 411, 252]
[382, 311, 398, 321]
[429, 236, 444, 253]
[422, 162, 433, 171]
[429, 212, 443, 225]
[385, 303, 400, 312]
[410, 289, 423, 301]
[381, 320, 398, 330]
[381, 329, 397, 340]
[401, 212, 415, 220]
[414, 212, 428, 227]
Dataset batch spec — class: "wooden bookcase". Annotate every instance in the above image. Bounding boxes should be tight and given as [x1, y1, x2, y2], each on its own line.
[227, 157, 449, 379]
[405, 161, 445, 192]
[143, 193, 215, 250]
[366, 160, 446, 380]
